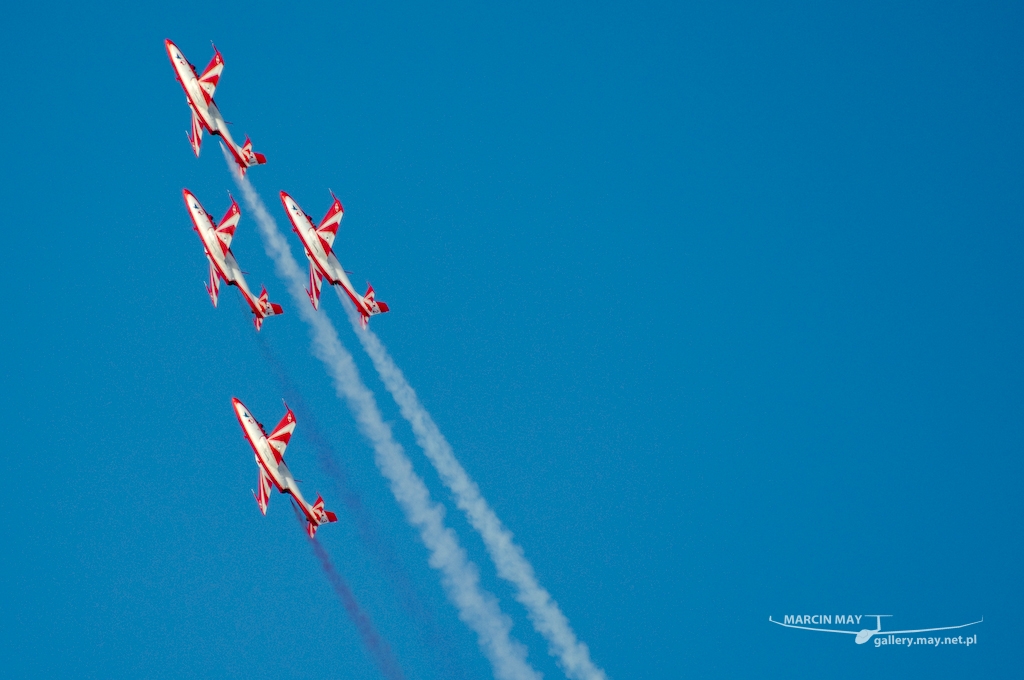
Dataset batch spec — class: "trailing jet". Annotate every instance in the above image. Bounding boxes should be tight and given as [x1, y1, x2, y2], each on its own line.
[232, 398, 338, 538]
[165, 39, 266, 174]
[183, 189, 283, 331]
[280, 190, 389, 327]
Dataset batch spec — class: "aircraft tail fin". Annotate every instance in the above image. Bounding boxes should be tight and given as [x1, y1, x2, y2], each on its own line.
[306, 494, 338, 538]
[253, 286, 284, 331]
[237, 136, 267, 175]
[360, 284, 389, 328]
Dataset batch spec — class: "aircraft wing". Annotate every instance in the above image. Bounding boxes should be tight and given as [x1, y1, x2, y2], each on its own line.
[266, 406, 296, 462]
[316, 193, 344, 250]
[215, 197, 240, 253]
[197, 47, 224, 103]
[768, 618, 857, 635]
[253, 465, 272, 515]
[307, 263, 324, 310]
[205, 258, 220, 307]
[188, 109, 203, 157]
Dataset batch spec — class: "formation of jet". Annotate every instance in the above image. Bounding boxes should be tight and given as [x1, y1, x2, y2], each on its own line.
[232, 398, 338, 538]
[281, 191, 389, 327]
[183, 189, 283, 331]
[165, 40, 266, 175]
[168, 40, 395, 536]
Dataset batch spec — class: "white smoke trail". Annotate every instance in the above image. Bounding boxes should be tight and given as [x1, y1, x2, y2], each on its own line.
[338, 295, 607, 680]
[223, 148, 541, 680]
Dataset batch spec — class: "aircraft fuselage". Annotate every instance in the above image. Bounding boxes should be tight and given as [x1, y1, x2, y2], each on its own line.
[183, 190, 257, 304]
[232, 399, 315, 518]
[281, 193, 369, 313]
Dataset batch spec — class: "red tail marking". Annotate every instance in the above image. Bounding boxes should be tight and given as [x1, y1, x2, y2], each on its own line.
[309, 495, 339, 535]
[361, 284, 389, 324]
[240, 136, 267, 170]
[253, 286, 283, 331]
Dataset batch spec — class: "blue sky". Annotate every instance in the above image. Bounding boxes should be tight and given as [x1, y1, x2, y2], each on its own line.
[1, 1, 1022, 677]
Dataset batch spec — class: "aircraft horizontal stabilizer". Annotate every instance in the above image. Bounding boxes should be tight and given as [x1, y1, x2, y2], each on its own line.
[306, 494, 338, 537]
[361, 284, 389, 328]
[253, 286, 284, 332]
[237, 136, 267, 175]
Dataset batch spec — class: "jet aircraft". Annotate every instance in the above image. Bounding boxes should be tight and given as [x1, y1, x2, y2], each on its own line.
[165, 39, 267, 174]
[183, 189, 283, 330]
[232, 398, 338, 538]
[280, 191, 389, 327]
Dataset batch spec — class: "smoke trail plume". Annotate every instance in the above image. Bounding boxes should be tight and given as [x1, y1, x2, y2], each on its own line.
[338, 293, 607, 680]
[255, 334, 470, 680]
[284, 494, 407, 680]
[310, 539, 406, 680]
[224, 147, 541, 680]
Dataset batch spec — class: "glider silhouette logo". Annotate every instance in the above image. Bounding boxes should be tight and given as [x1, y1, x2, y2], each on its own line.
[769, 614, 983, 646]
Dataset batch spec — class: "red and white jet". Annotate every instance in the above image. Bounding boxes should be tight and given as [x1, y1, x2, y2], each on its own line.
[183, 189, 283, 331]
[280, 191, 389, 327]
[232, 398, 338, 538]
[165, 39, 267, 174]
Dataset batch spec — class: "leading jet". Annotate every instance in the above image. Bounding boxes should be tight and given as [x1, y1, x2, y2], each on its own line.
[232, 398, 338, 538]
[183, 189, 283, 331]
[280, 190, 389, 327]
[165, 39, 266, 174]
